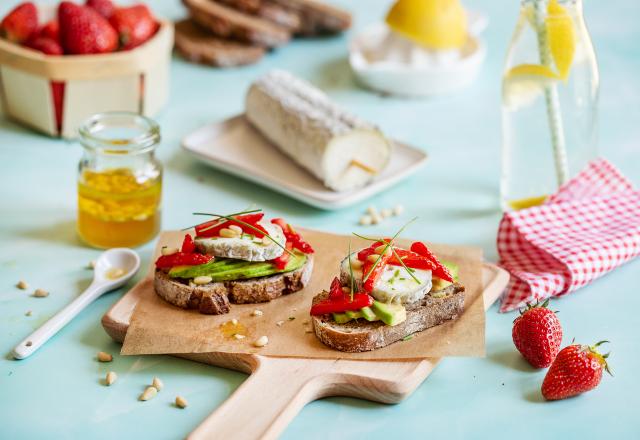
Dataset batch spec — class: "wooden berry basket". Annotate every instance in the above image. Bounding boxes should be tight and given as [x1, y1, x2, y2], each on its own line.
[0, 8, 174, 139]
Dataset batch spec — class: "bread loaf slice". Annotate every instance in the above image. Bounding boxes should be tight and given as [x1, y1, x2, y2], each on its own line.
[174, 19, 265, 67]
[245, 70, 391, 192]
[155, 256, 313, 314]
[311, 283, 465, 352]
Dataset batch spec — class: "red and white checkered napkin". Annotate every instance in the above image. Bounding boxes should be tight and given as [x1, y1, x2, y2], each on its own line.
[497, 158, 640, 312]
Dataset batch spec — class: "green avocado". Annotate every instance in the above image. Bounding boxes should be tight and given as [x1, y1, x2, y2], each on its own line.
[332, 312, 352, 324]
[168, 252, 307, 282]
[345, 310, 363, 320]
[360, 306, 378, 322]
[432, 260, 459, 291]
[371, 301, 407, 326]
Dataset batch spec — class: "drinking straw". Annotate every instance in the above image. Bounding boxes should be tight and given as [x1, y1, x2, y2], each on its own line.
[533, 0, 569, 186]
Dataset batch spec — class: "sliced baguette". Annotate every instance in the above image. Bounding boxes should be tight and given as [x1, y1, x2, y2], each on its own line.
[155, 256, 313, 314]
[311, 283, 464, 352]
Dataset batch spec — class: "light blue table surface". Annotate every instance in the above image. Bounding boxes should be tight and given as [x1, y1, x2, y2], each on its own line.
[1, 0, 639, 438]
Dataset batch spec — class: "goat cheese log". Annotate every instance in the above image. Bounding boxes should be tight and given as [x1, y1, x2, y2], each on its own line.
[245, 70, 392, 192]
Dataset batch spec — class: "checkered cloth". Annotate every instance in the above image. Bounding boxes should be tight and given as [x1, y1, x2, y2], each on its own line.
[497, 159, 640, 312]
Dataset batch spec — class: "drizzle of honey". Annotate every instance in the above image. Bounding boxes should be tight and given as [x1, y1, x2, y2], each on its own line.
[77, 168, 161, 249]
[220, 321, 247, 338]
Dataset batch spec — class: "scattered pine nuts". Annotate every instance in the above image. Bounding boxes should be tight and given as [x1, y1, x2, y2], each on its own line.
[231, 318, 238, 325]
[97, 351, 113, 362]
[233, 334, 245, 340]
[374, 244, 391, 255]
[228, 225, 243, 234]
[33, 289, 49, 298]
[251, 309, 263, 317]
[393, 204, 405, 216]
[219, 228, 239, 238]
[380, 208, 393, 218]
[367, 254, 380, 263]
[193, 276, 213, 285]
[16, 280, 29, 290]
[302, 320, 309, 325]
[359, 215, 373, 226]
[152, 377, 163, 391]
[254, 336, 269, 347]
[350, 258, 363, 270]
[88, 260, 96, 269]
[25, 310, 32, 317]
[276, 321, 284, 327]
[139, 386, 158, 401]
[371, 213, 383, 225]
[366, 205, 378, 216]
[360, 204, 405, 226]
[105, 371, 117, 386]
[161, 246, 179, 256]
[175, 396, 188, 409]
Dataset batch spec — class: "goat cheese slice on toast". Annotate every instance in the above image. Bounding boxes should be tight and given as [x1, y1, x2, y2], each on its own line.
[195, 221, 286, 262]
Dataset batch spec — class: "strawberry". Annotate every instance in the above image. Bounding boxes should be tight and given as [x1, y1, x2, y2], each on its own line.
[109, 5, 158, 50]
[39, 19, 60, 42]
[542, 341, 612, 400]
[512, 299, 562, 368]
[86, 0, 115, 19]
[26, 37, 63, 55]
[58, 1, 118, 55]
[1, 2, 38, 44]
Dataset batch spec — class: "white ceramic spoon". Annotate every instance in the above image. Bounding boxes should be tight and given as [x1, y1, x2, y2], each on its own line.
[12, 248, 140, 360]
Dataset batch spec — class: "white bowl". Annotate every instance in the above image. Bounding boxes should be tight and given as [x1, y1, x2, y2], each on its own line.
[349, 12, 487, 97]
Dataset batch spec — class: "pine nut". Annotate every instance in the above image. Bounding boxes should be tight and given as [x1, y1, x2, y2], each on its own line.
[393, 204, 405, 216]
[381, 208, 393, 218]
[276, 321, 284, 327]
[106, 371, 117, 386]
[33, 288, 49, 298]
[161, 246, 179, 256]
[193, 276, 212, 285]
[231, 319, 238, 325]
[152, 377, 163, 391]
[253, 336, 269, 347]
[88, 260, 96, 269]
[228, 225, 243, 234]
[25, 310, 32, 317]
[367, 254, 380, 263]
[359, 215, 372, 226]
[371, 213, 383, 225]
[233, 334, 245, 340]
[374, 245, 392, 256]
[219, 228, 239, 238]
[175, 396, 188, 409]
[350, 259, 363, 270]
[366, 205, 378, 216]
[139, 386, 158, 401]
[251, 309, 263, 317]
[97, 351, 113, 362]
[16, 280, 28, 290]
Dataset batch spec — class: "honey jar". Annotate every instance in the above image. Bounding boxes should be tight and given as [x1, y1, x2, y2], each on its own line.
[77, 112, 162, 249]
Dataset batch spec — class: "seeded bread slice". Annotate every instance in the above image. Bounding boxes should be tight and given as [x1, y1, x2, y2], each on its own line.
[154, 256, 313, 314]
[311, 283, 465, 352]
[174, 19, 265, 67]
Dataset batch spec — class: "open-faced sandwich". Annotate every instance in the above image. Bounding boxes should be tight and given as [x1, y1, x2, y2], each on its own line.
[154, 209, 314, 314]
[310, 227, 463, 352]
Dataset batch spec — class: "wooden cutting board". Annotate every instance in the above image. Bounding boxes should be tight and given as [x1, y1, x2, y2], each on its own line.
[102, 259, 508, 440]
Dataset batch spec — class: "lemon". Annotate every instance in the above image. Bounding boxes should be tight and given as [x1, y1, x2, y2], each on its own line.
[385, 0, 468, 50]
[546, 0, 576, 80]
[507, 195, 548, 210]
[503, 64, 559, 110]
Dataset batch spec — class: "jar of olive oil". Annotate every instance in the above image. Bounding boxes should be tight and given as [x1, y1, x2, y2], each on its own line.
[77, 112, 162, 248]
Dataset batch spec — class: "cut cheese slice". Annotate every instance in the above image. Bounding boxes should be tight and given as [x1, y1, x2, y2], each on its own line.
[195, 221, 286, 262]
[245, 70, 392, 192]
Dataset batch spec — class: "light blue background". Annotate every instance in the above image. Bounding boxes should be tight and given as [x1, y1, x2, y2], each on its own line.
[1, 1, 639, 439]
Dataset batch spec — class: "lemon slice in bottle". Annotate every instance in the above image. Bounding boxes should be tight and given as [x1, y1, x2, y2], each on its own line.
[502, 64, 559, 110]
[385, 0, 468, 50]
[546, 0, 576, 80]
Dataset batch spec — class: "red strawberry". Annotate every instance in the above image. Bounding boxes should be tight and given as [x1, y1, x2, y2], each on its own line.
[512, 299, 563, 368]
[542, 341, 612, 400]
[58, 1, 117, 55]
[109, 5, 158, 50]
[26, 37, 63, 55]
[86, 0, 114, 19]
[1, 2, 38, 44]
[39, 19, 60, 42]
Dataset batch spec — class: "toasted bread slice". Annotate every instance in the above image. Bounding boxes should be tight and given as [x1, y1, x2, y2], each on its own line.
[155, 256, 313, 314]
[311, 283, 464, 352]
[183, 0, 290, 48]
[174, 19, 265, 67]
[269, 0, 351, 35]
[216, 0, 301, 31]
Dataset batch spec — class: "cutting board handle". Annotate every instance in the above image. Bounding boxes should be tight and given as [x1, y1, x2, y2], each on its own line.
[188, 356, 326, 440]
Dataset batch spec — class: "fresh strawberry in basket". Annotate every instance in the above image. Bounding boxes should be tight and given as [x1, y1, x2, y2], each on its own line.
[86, 0, 115, 19]
[26, 37, 63, 55]
[39, 20, 60, 43]
[109, 5, 158, 50]
[0, 2, 38, 44]
[59, 1, 118, 54]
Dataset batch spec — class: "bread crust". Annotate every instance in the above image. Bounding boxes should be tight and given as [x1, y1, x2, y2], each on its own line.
[311, 283, 465, 352]
[154, 256, 313, 314]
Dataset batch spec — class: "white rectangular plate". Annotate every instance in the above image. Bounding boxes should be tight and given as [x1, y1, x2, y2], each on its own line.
[181, 114, 428, 210]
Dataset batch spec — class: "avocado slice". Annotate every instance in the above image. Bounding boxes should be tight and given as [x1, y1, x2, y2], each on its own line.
[441, 260, 459, 281]
[371, 301, 406, 326]
[168, 252, 307, 282]
[360, 306, 378, 322]
[332, 312, 352, 324]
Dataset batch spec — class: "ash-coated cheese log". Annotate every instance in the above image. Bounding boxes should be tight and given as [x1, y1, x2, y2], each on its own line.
[245, 70, 391, 192]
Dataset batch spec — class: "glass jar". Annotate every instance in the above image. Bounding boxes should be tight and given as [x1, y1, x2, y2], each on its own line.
[501, 0, 599, 210]
[77, 112, 162, 249]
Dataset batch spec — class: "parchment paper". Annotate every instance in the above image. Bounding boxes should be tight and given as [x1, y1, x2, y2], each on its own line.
[121, 229, 485, 360]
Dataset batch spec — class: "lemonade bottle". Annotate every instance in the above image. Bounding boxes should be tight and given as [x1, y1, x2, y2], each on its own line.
[501, 0, 598, 210]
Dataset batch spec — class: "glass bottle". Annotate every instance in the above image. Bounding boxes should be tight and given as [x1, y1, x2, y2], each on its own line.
[501, 0, 598, 210]
[77, 112, 162, 248]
